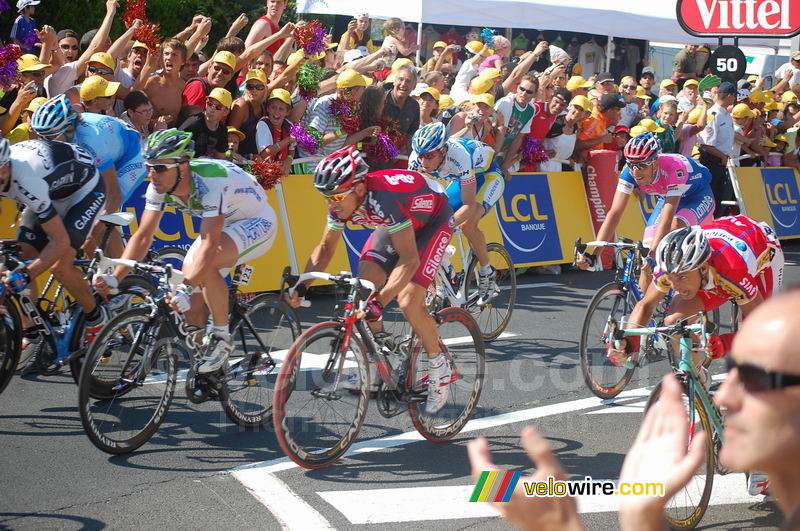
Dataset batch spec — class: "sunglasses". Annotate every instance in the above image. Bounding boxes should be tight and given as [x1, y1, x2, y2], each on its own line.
[87, 65, 113, 76]
[324, 187, 355, 203]
[518, 86, 536, 95]
[246, 83, 266, 91]
[418, 150, 442, 161]
[206, 100, 225, 111]
[621, 84, 636, 90]
[629, 160, 656, 170]
[726, 356, 800, 393]
[146, 162, 180, 173]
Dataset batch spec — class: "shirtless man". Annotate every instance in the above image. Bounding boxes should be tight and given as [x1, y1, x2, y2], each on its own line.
[139, 38, 187, 128]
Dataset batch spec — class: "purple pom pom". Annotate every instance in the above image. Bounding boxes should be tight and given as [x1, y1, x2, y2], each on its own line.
[522, 137, 549, 164]
[0, 0, 11, 13]
[290, 123, 319, 155]
[0, 44, 21, 90]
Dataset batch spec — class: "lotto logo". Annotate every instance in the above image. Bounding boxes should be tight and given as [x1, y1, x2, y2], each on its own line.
[410, 195, 434, 213]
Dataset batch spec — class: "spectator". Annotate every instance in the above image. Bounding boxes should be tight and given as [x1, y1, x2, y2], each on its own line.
[575, 93, 626, 160]
[774, 51, 800, 91]
[634, 86, 652, 118]
[639, 66, 658, 100]
[181, 50, 237, 118]
[530, 87, 571, 143]
[244, 0, 289, 53]
[56, 29, 80, 63]
[699, 81, 736, 216]
[450, 40, 492, 104]
[655, 98, 678, 153]
[181, 53, 202, 82]
[226, 127, 249, 166]
[11, 0, 39, 54]
[595, 72, 616, 95]
[676, 104, 707, 158]
[2, 54, 50, 114]
[480, 35, 512, 73]
[677, 78, 699, 113]
[650, 78, 677, 115]
[495, 74, 537, 174]
[338, 13, 377, 53]
[618, 76, 640, 127]
[79, 75, 119, 115]
[139, 38, 188, 127]
[381, 64, 421, 155]
[566, 75, 593, 97]
[6, 96, 46, 144]
[120, 90, 157, 139]
[381, 18, 419, 59]
[425, 41, 453, 72]
[0, 64, 38, 135]
[673, 44, 700, 83]
[229, 69, 269, 157]
[539, 95, 592, 172]
[255, 89, 295, 174]
[417, 86, 440, 126]
[117, 41, 149, 89]
[732, 102, 757, 165]
[425, 71, 446, 94]
[179, 87, 231, 158]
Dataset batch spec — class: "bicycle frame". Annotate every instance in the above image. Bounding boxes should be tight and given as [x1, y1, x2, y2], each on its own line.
[436, 231, 476, 308]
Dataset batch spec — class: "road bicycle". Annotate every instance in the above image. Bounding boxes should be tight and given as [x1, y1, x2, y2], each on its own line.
[272, 270, 486, 469]
[426, 229, 516, 341]
[78, 252, 301, 454]
[620, 312, 729, 530]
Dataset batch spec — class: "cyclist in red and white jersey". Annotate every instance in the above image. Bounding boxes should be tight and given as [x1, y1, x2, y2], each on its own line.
[288, 145, 455, 414]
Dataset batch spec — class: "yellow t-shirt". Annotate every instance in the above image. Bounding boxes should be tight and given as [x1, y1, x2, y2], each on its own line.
[338, 31, 378, 54]
[7, 123, 31, 144]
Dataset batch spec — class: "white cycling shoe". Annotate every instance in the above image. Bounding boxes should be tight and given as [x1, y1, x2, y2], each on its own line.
[425, 354, 451, 415]
[198, 333, 233, 374]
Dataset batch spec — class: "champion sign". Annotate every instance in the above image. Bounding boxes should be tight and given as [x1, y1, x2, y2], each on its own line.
[677, 0, 800, 37]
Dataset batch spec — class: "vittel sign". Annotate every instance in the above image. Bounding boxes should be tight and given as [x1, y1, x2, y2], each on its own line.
[677, 0, 800, 37]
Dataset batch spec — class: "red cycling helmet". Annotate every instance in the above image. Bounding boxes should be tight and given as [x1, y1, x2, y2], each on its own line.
[623, 132, 661, 163]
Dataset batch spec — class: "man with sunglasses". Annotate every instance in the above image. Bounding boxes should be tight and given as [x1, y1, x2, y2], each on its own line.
[179, 88, 231, 158]
[409, 122, 504, 303]
[576, 133, 714, 282]
[93, 129, 277, 374]
[288, 145, 454, 414]
[182, 51, 237, 116]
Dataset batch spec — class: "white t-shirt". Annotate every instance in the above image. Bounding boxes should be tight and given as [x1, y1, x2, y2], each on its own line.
[775, 62, 800, 87]
[619, 101, 640, 127]
[578, 40, 606, 78]
[700, 103, 734, 156]
[45, 61, 79, 97]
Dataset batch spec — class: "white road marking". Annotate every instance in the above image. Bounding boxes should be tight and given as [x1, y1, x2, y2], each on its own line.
[238, 472, 335, 530]
[317, 473, 757, 524]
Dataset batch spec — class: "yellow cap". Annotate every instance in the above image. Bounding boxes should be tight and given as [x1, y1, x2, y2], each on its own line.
[762, 136, 777, 148]
[569, 95, 593, 112]
[683, 79, 699, 87]
[469, 92, 495, 107]
[781, 91, 798, 103]
[747, 74, 759, 83]
[25, 96, 48, 113]
[132, 41, 150, 51]
[287, 50, 306, 66]
[764, 101, 778, 112]
[80, 75, 120, 101]
[208, 87, 233, 110]
[660, 78, 676, 89]
[470, 75, 493, 95]
[268, 88, 292, 107]
[245, 69, 268, 84]
[17, 54, 49, 73]
[732, 103, 755, 118]
[639, 118, 665, 133]
[89, 52, 115, 71]
[749, 89, 766, 103]
[480, 67, 502, 80]
[566, 76, 593, 91]
[419, 86, 441, 102]
[438, 94, 454, 109]
[775, 134, 789, 143]
[687, 107, 703, 124]
[465, 40, 492, 56]
[630, 125, 649, 137]
[433, 41, 447, 50]
[635, 86, 652, 100]
[336, 69, 372, 90]
[227, 126, 246, 141]
[572, 63, 583, 76]
[212, 50, 237, 71]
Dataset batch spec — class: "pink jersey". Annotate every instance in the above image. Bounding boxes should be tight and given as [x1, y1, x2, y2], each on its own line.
[617, 153, 712, 200]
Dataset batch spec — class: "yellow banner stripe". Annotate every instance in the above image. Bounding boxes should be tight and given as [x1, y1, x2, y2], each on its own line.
[477, 471, 498, 502]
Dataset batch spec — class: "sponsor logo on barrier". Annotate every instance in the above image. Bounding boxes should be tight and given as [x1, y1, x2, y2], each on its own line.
[343, 221, 373, 272]
[584, 164, 606, 223]
[677, 0, 800, 37]
[496, 174, 562, 264]
[638, 193, 660, 220]
[762, 168, 800, 237]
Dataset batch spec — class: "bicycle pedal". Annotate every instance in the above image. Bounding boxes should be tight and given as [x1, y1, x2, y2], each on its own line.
[99, 355, 111, 365]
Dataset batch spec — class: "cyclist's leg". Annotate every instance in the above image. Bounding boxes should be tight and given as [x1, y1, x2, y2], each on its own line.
[356, 228, 393, 334]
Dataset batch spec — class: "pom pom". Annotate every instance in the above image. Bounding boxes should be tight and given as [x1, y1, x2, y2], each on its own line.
[22, 31, 39, 50]
[522, 136, 549, 165]
[290, 123, 320, 154]
[122, 0, 161, 51]
[330, 97, 361, 135]
[296, 63, 324, 101]
[0, 0, 10, 13]
[368, 132, 400, 162]
[0, 44, 22, 90]
[293, 19, 327, 57]
[247, 158, 285, 191]
[481, 28, 495, 46]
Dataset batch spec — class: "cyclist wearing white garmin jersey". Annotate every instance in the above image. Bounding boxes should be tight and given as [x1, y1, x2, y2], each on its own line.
[31, 94, 146, 256]
[93, 129, 278, 373]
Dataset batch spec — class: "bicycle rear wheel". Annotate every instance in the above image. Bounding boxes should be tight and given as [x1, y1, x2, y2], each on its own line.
[221, 294, 301, 428]
[644, 378, 715, 530]
[580, 282, 638, 399]
[464, 243, 516, 341]
[408, 307, 486, 442]
[272, 321, 370, 469]
[78, 307, 177, 454]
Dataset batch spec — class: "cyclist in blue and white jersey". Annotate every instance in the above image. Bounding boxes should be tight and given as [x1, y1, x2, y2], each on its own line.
[408, 122, 505, 300]
[30, 94, 146, 255]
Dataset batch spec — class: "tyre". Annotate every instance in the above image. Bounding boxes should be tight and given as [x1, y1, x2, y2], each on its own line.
[579, 282, 637, 399]
[78, 307, 177, 454]
[408, 307, 486, 442]
[644, 379, 715, 530]
[69, 275, 156, 388]
[272, 321, 370, 469]
[0, 300, 22, 395]
[154, 246, 187, 270]
[464, 243, 516, 341]
[220, 294, 302, 428]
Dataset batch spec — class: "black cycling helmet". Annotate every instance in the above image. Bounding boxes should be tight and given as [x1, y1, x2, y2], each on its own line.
[313, 145, 369, 192]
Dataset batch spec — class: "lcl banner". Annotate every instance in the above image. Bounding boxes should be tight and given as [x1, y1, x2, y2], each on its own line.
[583, 150, 619, 269]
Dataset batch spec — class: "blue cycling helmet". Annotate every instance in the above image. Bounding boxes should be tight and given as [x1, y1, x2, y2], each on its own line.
[624, 132, 661, 163]
[412, 122, 447, 155]
[31, 95, 79, 139]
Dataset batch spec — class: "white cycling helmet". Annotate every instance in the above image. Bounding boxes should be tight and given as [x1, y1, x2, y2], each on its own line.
[655, 225, 711, 274]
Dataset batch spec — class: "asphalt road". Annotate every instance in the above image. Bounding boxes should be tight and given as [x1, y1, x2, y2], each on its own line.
[2, 245, 799, 531]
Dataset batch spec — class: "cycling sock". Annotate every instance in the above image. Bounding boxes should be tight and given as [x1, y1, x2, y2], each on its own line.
[211, 325, 230, 341]
[479, 264, 492, 275]
[85, 306, 102, 323]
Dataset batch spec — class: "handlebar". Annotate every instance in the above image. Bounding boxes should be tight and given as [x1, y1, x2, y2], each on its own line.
[94, 249, 185, 291]
[282, 267, 377, 309]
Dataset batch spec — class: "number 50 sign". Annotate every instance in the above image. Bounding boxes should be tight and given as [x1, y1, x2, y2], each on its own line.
[709, 45, 747, 82]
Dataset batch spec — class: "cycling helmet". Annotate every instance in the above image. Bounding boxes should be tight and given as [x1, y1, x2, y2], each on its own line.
[0, 138, 9, 166]
[623, 132, 661, 163]
[30, 94, 79, 138]
[313, 145, 369, 192]
[411, 122, 447, 155]
[144, 129, 195, 161]
[655, 226, 711, 274]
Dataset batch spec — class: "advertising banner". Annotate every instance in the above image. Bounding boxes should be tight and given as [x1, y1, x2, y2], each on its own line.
[583, 150, 619, 268]
[735, 167, 800, 240]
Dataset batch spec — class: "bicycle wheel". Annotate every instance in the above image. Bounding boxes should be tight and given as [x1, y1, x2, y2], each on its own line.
[69, 274, 156, 387]
[154, 246, 186, 269]
[78, 307, 177, 454]
[0, 300, 22, 394]
[644, 379, 715, 530]
[580, 282, 637, 399]
[220, 294, 301, 428]
[273, 321, 370, 469]
[464, 243, 516, 341]
[408, 307, 486, 442]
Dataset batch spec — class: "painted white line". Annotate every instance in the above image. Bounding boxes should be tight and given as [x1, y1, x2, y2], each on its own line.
[515, 282, 561, 290]
[316, 473, 756, 524]
[585, 401, 648, 414]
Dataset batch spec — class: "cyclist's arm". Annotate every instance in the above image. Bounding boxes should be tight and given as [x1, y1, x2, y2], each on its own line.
[182, 215, 224, 286]
[299, 225, 343, 288]
[111, 207, 163, 279]
[591, 190, 630, 255]
[627, 283, 666, 332]
[27, 216, 73, 279]
[375, 224, 419, 307]
[100, 167, 122, 214]
[649, 196, 680, 255]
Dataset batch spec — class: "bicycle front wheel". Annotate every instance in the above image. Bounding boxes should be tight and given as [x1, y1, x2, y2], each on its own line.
[644, 379, 715, 529]
[272, 321, 370, 469]
[464, 243, 516, 341]
[78, 307, 177, 454]
[221, 294, 301, 428]
[0, 300, 22, 394]
[580, 282, 637, 399]
[408, 307, 486, 442]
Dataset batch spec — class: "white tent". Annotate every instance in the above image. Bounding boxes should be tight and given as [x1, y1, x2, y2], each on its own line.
[298, 0, 792, 50]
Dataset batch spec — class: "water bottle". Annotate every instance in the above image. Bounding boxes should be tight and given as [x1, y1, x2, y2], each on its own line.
[441, 245, 456, 280]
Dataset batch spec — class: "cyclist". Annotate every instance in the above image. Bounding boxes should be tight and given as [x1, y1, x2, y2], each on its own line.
[576, 133, 715, 284]
[0, 138, 109, 342]
[30, 94, 146, 256]
[408, 122, 504, 303]
[287, 145, 455, 414]
[92, 129, 278, 374]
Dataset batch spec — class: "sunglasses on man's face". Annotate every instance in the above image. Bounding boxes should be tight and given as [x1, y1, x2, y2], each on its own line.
[518, 86, 536, 95]
[629, 160, 656, 170]
[726, 357, 800, 393]
[146, 162, 180, 173]
[621, 84, 636, 90]
[324, 187, 355, 203]
[246, 83, 266, 91]
[206, 100, 225, 112]
[87, 65, 113, 76]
